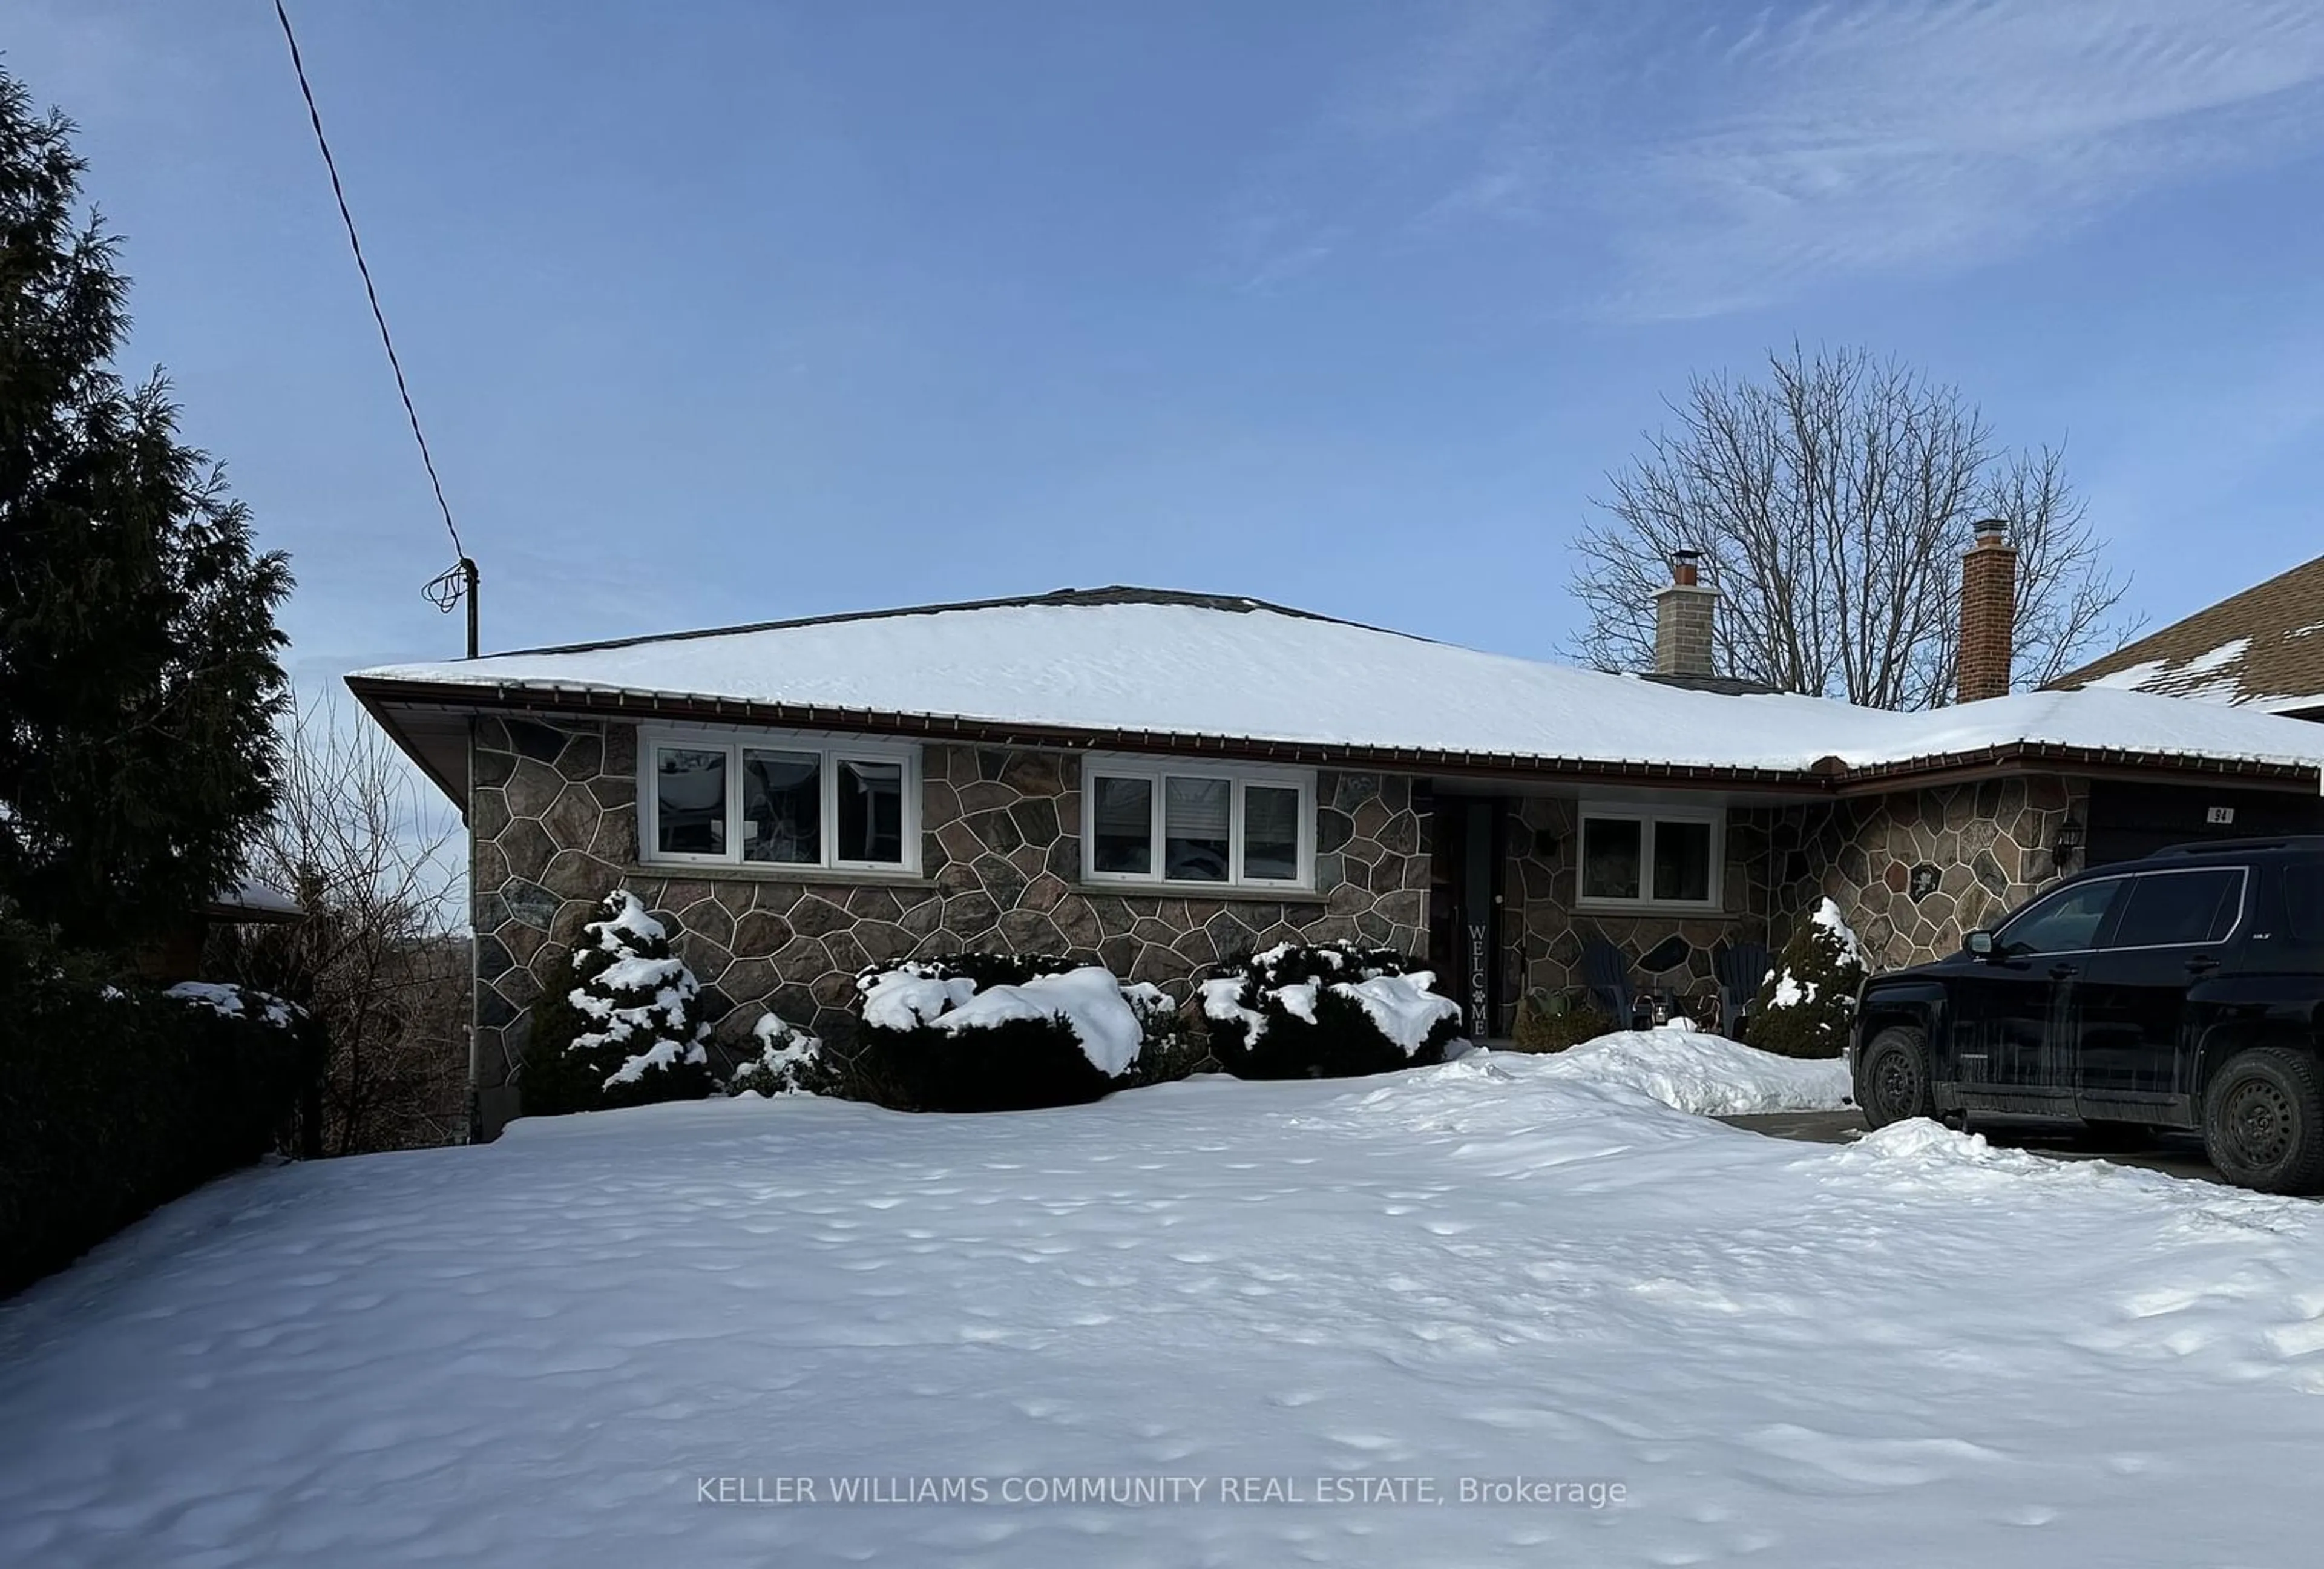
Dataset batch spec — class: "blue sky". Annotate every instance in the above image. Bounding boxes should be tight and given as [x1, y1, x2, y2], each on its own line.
[10, 1, 2323, 702]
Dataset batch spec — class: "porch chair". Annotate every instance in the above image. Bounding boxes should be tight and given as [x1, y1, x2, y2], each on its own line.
[1712, 939, 1771, 1041]
[1580, 939, 1649, 1030]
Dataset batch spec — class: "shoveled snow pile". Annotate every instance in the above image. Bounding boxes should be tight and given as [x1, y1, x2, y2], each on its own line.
[7, 1059, 2323, 1567]
[1528, 1022, 1854, 1114]
[859, 963, 1161, 1077]
[161, 980, 301, 1029]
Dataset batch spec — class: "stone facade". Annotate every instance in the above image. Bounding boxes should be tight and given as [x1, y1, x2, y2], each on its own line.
[462, 711, 2094, 1127]
[1495, 795, 1768, 1022]
[467, 716, 1428, 1129]
[1766, 774, 2088, 970]
[1483, 777, 2085, 1022]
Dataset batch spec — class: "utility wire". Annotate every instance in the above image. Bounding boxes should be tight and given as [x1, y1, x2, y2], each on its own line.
[272, 0, 470, 606]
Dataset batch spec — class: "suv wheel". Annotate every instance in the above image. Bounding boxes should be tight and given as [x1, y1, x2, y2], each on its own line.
[1857, 1026, 1934, 1128]
[2202, 1047, 2324, 1194]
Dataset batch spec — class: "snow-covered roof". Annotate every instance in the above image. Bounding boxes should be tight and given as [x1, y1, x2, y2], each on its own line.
[349, 587, 2324, 792]
[2056, 551, 2324, 719]
[206, 875, 303, 922]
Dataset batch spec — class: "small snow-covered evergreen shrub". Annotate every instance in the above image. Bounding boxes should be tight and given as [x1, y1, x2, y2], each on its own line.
[1511, 988, 1617, 1054]
[1744, 898, 1869, 1059]
[1120, 987, 1209, 1088]
[1200, 942, 1460, 1079]
[850, 953, 1165, 1112]
[520, 892, 714, 1116]
[0, 918, 324, 1297]
[726, 1013, 831, 1097]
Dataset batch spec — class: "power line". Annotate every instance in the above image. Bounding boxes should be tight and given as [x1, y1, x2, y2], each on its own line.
[272, 0, 473, 627]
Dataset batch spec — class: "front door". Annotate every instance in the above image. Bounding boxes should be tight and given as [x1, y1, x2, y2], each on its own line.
[1952, 875, 2125, 1108]
[2077, 866, 2247, 1111]
[1426, 797, 1505, 1038]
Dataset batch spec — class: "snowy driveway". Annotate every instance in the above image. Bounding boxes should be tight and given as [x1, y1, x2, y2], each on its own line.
[1724, 1108, 2236, 1183]
[4, 1057, 2322, 1567]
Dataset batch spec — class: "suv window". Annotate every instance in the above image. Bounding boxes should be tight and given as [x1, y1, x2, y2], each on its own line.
[2288, 864, 2324, 945]
[2109, 868, 2244, 949]
[1995, 877, 2122, 955]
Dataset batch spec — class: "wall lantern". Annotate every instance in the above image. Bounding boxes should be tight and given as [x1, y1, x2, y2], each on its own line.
[2050, 818, 2085, 872]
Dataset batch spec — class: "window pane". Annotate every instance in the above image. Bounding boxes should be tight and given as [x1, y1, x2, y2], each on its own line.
[2288, 866, 2324, 945]
[1091, 775, 1153, 875]
[1164, 777, 1230, 883]
[1581, 817, 1642, 901]
[2111, 870, 2242, 948]
[1650, 819, 1713, 903]
[654, 746, 727, 855]
[1242, 784, 1301, 881]
[835, 759, 904, 864]
[741, 749, 821, 864]
[1998, 878, 2121, 954]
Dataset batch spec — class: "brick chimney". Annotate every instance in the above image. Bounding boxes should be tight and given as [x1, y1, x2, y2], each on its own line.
[1653, 549, 1718, 679]
[1957, 519, 2017, 704]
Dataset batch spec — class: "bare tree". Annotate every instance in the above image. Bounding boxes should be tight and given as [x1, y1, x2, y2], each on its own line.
[1568, 344, 2139, 708]
[212, 697, 468, 1154]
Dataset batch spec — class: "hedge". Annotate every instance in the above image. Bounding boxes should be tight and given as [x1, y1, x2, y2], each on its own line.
[848, 953, 1172, 1112]
[0, 924, 324, 1297]
[1200, 942, 1460, 1079]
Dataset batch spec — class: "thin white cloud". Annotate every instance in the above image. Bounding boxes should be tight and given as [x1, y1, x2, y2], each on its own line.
[1230, 0, 2324, 317]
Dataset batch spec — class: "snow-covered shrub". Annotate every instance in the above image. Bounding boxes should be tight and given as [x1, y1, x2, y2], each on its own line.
[726, 1013, 830, 1097]
[1200, 942, 1460, 1079]
[1511, 988, 1617, 1054]
[1744, 898, 1868, 1059]
[520, 892, 714, 1116]
[163, 980, 303, 1030]
[0, 916, 324, 1297]
[1119, 986, 1208, 1088]
[850, 953, 1167, 1111]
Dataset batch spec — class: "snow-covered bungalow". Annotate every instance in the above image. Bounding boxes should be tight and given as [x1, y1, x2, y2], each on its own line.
[350, 544, 2324, 1137]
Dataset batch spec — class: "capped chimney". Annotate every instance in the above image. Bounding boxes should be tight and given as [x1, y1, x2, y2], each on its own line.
[1653, 548, 1718, 679]
[1957, 519, 2017, 704]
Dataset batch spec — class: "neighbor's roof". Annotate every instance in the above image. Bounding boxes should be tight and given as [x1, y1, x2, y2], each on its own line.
[347, 586, 2324, 804]
[2055, 552, 2324, 718]
[205, 876, 302, 924]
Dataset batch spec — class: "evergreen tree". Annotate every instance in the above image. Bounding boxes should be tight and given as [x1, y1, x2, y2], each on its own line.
[1745, 898, 1869, 1059]
[521, 892, 712, 1114]
[0, 68, 291, 946]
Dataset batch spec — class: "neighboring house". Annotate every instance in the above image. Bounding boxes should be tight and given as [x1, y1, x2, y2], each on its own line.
[136, 875, 304, 984]
[350, 532, 2324, 1138]
[2048, 550, 2324, 861]
[2057, 551, 2324, 725]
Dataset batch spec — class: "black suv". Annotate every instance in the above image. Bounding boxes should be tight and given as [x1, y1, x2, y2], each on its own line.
[1851, 837, 2324, 1192]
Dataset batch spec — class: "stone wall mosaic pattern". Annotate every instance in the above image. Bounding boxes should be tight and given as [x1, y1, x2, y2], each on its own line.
[1765, 775, 2088, 971]
[1477, 778, 2081, 1025]
[1495, 795, 1769, 1022]
[464, 714, 2091, 1123]
[467, 717, 1428, 1128]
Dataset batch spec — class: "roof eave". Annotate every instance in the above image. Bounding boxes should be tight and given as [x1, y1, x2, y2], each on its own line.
[344, 675, 2324, 804]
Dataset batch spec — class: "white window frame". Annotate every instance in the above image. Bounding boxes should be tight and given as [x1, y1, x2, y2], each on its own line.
[1080, 757, 1315, 892]
[1574, 802, 1724, 913]
[638, 725, 921, 874]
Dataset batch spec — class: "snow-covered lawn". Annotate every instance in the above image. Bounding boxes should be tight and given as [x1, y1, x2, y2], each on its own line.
[4, 1056, 2320, 1567]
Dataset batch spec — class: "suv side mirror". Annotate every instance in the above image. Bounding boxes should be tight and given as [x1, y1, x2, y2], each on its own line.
[1963, 929, 1997, 959]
